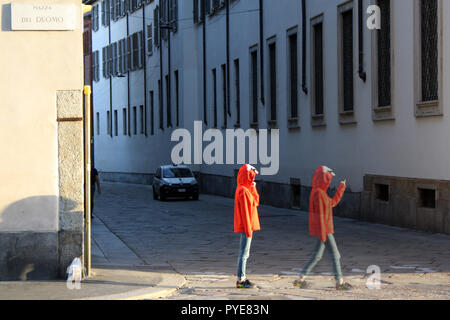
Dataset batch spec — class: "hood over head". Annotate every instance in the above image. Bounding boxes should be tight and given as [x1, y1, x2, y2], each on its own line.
[237, 164, 258, 188]
[312, 166, 335, 191]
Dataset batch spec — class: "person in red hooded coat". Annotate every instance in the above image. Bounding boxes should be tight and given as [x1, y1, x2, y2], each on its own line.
[234, 164, 260, 289]
[294, 166, 353, 291]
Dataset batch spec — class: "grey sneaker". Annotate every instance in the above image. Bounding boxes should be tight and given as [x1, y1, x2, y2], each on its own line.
[293, 279, 309, 289]
[336, 282, 353, 291]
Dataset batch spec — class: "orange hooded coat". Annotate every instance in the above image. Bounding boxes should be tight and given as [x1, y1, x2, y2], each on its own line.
[234, 164, 261, 238]
[309, 166, 346, 242]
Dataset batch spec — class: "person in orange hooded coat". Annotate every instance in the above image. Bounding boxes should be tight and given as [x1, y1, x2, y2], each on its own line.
[234, 164, 260, 288]
[294, 166, 353, 290]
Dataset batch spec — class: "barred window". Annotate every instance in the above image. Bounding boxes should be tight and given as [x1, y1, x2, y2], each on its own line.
[154, 6, 160, 48]
[420, 0, 438, 102]
[150, 91, 155, 135]
[114, 110, 118, 136]
[174, 70, 180, 127]
[166, 75, 172, 127]
[147, 24, 153, 55]
[133, 106, 137, 135]
[159, 80, 163, 129]
[250, 49, 258, 125]
[212, 68, 217, 128]
[122, 38, 128, 72]
[341, 9, 354, 112]
[288, 32, 298, 119]
[313, 22, 324, 116]
[222, 64, 227, 127]
[234, 59, 241, 126]
[123, 108, 127, 135]
[107, 111, 111, 135]
[377, 0, 391, 108]
[175, 70, 180, 127]
[268, 41, 277, 122]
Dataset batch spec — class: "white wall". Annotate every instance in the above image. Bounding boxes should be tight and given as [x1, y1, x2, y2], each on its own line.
[92, 0, 450, 192]
[0, 0, 83, 232]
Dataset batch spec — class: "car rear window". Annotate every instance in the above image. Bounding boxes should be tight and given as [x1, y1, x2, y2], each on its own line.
[163, 168, 194, 178]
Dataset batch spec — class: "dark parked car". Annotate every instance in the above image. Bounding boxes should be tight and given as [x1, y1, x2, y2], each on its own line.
[153, 165, 199, 201]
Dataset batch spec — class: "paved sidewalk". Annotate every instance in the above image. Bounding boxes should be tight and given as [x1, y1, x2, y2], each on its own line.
[0, 214, 185, 300]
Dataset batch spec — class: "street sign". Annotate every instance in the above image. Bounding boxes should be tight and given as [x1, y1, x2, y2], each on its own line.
[11, 3, 76, 31]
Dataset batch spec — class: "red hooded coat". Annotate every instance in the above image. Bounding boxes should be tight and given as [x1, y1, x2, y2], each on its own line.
[309, 166, 346, 242]
[234, 164, 260, 238]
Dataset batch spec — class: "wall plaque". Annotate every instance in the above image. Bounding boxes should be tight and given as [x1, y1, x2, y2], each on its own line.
[11, 3, 76, 31]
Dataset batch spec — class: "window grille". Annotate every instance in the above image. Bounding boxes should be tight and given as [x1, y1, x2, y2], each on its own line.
[313, 23, 324, 116]
[342, 10, 354, 112]
[377, 0, 391, 107]
[421, 0, 439, 102]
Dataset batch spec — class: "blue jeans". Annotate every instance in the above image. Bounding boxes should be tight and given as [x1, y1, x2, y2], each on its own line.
[299, 234, 343, 281]
[236, 233, 252, 281]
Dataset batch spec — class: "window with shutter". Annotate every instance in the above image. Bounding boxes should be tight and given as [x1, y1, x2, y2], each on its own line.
[127, 35, 132, 71]
[101, 1, 105, 26]
[154, 6, 160, 47]
[122, 38, 128, 72]
[102, 47, 107, 78]
[132, 33, 139, 70]
[147, 24, 153, 55]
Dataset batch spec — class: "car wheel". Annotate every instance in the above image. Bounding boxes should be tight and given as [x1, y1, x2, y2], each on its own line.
[193, 193, 199, 201]
[153, 188, 158, 200]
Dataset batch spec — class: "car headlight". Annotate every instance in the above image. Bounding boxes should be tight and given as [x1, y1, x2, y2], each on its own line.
[190, 180, 198, 185]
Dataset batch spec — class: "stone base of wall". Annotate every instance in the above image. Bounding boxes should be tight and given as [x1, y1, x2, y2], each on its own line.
[0, 230, 83, 280]
[362, 175, 450, 234]
[0, 232, 59, 281]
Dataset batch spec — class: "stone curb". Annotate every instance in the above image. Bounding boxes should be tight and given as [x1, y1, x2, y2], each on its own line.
[79, 272, 186, 300]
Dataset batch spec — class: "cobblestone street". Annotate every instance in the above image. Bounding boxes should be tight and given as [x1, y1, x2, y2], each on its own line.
[94, 182, 450, 300]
